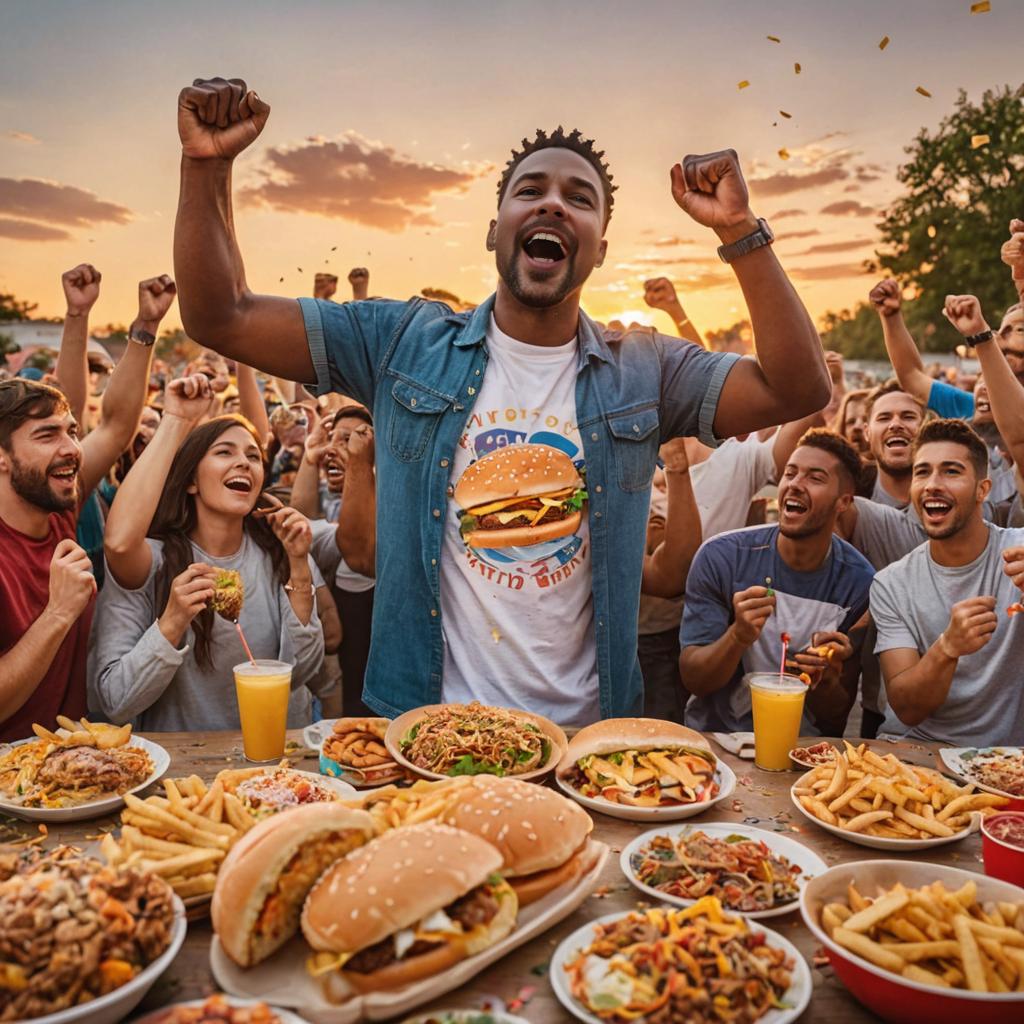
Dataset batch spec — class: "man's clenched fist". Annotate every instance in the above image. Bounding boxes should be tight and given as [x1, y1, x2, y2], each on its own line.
[138, 275, 177, 326]
[730, 585, 775, 647]
[940, 596, 998, 659]
[670, 149, 752, 232]
[178, 77, 270, 160]
[62, 264, 101, 318]
[1001, 219, 1024, 282]
[869, 278, 902, 318]
[942, 294, 987, 338]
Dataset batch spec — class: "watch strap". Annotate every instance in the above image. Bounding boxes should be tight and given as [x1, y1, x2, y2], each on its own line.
[717, 218, 774, 264]
[964, 329, 994, 345]
[128, 323, 157, 347]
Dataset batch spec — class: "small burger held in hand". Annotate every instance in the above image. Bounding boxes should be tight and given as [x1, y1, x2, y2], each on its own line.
[302, 823, 518, 998]
[212, 803, 374, 968]
[456, 444, 586, 549]
[437, 777, 594, 906]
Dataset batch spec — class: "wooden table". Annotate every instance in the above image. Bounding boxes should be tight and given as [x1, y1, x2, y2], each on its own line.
[17, 731, 988, 1023]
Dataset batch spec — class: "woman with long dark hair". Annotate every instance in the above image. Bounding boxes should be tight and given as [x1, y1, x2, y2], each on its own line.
[88, 375, 324, 729]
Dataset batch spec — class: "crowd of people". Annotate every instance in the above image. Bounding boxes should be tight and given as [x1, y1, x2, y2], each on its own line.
[2, 76, 1023, 751]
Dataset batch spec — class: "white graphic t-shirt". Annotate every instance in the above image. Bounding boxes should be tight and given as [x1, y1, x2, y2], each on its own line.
[440, 316, 599, 726]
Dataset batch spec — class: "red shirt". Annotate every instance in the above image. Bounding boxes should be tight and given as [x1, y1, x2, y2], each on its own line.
[0, 509, 94, 742]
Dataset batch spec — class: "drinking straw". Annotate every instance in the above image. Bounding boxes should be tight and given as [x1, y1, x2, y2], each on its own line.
[779, 632, 790, 684]
[235, 621, 257, 665]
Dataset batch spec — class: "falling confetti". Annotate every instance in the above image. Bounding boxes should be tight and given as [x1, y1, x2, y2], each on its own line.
[927, 225, 937, 238]
[330, 245, 337, 251]
[297, 267, 303, 272]
[916, 86, 932, 97]
[971, 133, 991, 148]
[794, 62, 802, 74]
[730, 798, 744, 813]
[879, 36, 890, 50]
[767, 35, 781, 43]
[279, 276, 284, 282]
[971, 1, 990, 12]
[737, 80, 750, 90]
[779, 110, 792, 118]
[778, 148, 790, 160]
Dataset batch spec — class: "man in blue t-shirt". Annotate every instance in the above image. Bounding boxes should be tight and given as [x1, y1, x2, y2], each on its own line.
[679, 430, 874, 736]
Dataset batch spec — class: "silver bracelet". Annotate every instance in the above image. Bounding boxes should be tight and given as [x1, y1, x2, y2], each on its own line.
[284, 580, 315, 595]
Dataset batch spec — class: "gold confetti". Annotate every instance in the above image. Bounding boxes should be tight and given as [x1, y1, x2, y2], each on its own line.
[738, 80, 750, 90]
[971, 133, 991, 148]
[916, 86, 932, 97]
[927, 225, 937, 238]
[879, 36, 890, 50]
[279, 276, 284, 282]
[794, 62, 802, 74]
[971, 1, 990, 12]
[778, 148, 791, 161]
[779, 110, 792, 118]
[767, 35, 781, 42]
[491, 627, 501, 643]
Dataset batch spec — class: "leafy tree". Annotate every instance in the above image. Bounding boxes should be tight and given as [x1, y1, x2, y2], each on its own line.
[819, 303, 886, 360]
[155, 327, 201, 366]
[868, 83, 1024, 350]
[0, 292, 37, 323]
[704, 319, 753, 355]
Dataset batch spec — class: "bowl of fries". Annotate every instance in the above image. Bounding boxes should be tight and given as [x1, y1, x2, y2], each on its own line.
[790, 741, 1007, 850]
[801, 860, 1024, 1023]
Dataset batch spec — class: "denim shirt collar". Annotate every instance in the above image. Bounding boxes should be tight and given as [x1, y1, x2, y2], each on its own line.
[446, 293, 613, 369]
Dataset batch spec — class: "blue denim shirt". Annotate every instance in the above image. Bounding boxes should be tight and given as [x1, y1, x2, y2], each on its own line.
[299, 293, 740, 720]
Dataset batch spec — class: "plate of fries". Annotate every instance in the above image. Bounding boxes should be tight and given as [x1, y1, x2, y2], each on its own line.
[0, 717, 169, 822]
[801, 860, 1024, 1022]
[790, 741, 1007, 850]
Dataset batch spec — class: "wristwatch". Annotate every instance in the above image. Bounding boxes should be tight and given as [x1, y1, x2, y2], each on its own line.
[964, 328, 994, 345]
[128, 322, 156, 347]
[717, 218, 775, 264]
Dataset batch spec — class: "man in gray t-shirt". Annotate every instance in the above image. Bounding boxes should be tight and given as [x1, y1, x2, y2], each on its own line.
[871, 419, 1024, 746]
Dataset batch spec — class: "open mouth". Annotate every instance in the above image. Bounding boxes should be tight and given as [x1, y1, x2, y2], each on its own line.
[522, 230, 568, 265]
[49, 465, 79, 485]
[976, 400, 991, 414]
[781, 496, 808, 515]
[325, 461, 345, 484]
[921, 496, 953, 523]
[224, 476, 253, 494]
[884, 436, 910, 452]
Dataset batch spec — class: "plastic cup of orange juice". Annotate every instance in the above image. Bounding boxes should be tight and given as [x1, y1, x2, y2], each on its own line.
[233, 659, 292, 762]
[747, 672, 807, 772]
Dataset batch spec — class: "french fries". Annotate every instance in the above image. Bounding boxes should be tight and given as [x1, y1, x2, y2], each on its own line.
[793, 742, 1008, 841]
[821, 879, 1024, 993]
[101, 773, 255, 903]
[349, 776, 472, 835]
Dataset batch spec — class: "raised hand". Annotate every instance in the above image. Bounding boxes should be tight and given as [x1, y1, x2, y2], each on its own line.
[314, 273, 338, 301]
[303, 408, 331, 467]
[942, 294, 988, 337]
[47, 539, 96, 627]
[787, 630, 852, 688]
[256, 494, 313, 559]
[137, 275, 177, 327]
[1001, 219, 1024, 282]
[346, 422, 375, 464]
[940, 596, 998, 658]
[178, 77, 270, 161]
[730, 585, 775, 646]
[868, 278, 902, 318]
[158, 562, 217, 645]
[1003, 547, 1024, 591]
[62, 264, 101, 317]
[163, 373, 215, 424]
[643, 277, 682, 313]
[670, 150, 752, 231]
[348, 267, 369, 301]
[659, 436, 691, 473]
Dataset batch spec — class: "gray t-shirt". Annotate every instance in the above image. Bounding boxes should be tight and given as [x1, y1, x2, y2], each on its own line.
[871, 475, 907, 509]
[309, 515, 375, 594]
[871, 524, 1024, 746]
[87, 534, 324, 731]
[851, 497, 927, 571]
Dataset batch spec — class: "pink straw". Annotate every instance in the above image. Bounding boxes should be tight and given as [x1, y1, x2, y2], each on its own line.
[779, 632, 791, 683]
[235, 621, 257, 666]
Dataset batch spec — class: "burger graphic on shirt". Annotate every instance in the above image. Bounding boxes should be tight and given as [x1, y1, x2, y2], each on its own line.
[455, 443, 587, 550]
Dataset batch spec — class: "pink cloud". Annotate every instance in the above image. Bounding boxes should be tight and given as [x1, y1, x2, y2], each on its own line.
[0, 177, 132, 228]
[0, 217, 71, 241]
[820, 200, 876, 217]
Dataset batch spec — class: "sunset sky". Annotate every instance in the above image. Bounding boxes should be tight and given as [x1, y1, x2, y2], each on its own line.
[0, 0, 1017, 339]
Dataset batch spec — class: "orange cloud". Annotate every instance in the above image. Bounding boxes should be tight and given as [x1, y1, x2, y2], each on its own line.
[772, 208, 806, 219]
[6, 131, 40, 145]
[789, 263, 869, 281]
[0, 218, 71, 241]
[0, 177, 132, 228]
[238, 132, 491, 232]
[794, 238, 873, 255]
[820, 200, 876, 217]
[749, 166, 848, 198]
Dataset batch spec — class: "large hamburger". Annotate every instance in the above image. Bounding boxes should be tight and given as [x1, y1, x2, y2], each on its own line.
[301, 823, 517, 996]
[212, 803, 374, 967]
[455, 443, 586, 549]
[437, 776, 594, 906]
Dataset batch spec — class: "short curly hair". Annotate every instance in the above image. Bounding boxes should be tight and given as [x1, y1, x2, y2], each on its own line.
[913, 418, 989, 479]
[496, 127, 617, 225]
[796, 428, 863, 494]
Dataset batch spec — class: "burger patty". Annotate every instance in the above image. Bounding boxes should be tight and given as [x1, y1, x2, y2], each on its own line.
[477, 506, 568, 530]
[344, 884, 500, 974]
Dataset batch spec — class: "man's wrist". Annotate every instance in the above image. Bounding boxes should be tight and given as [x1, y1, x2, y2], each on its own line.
[714, 212, 760, 246]
[42, 603, 79, 633]
[65, 308, 91, 320]
[133, 318, 161, 335]
[727, 622, 753, 649]
[936, 632, 960, 661]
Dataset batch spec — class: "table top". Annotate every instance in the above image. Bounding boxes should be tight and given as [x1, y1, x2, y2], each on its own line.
[8, 730, 991, 1023]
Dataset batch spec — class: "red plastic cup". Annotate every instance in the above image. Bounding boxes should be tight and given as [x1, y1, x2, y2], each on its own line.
[981, 811, 1024, 886]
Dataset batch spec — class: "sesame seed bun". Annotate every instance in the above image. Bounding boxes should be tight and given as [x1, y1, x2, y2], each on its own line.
[454, 444, 583, 511]
[556, 718, 714, 777]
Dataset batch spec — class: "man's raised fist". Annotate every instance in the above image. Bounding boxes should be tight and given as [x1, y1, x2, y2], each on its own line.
[669, 149, 752, 231]
[62, 264, 101, 318]
[868, 278, 902, 318]
[178, 77, 270, 160]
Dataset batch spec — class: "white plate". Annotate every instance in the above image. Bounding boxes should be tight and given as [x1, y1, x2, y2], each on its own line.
[789, 777, 980, 851]
[0, 735, 170, 822]
[938, 745, 1024, 801]
[549, 907, 812, 1024]
[133, 998, 307, 1024]
[26, 894, 186, 1024]
[555, 758, 736, 822]
[619, 821, 826, 919]
[275, 769, 357, 802]
[210, 839, 608, 1024]
[399, 1013, 529, 1024]
[303, 718, 339, 753]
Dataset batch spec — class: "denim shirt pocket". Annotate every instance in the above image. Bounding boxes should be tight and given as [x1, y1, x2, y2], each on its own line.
[387, 375, 452, 463]
[605, 404, 660, 492]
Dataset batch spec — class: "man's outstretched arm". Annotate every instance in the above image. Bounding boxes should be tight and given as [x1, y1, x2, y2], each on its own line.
[174, 77, 312, 381]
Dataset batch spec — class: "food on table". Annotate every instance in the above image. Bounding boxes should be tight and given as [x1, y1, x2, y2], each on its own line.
[556, 719, 719, 807]
[322, 718, 405, 785]
[0, 846, 176, 1021]
[455, 443, 586, 549]
[629, 829, 804, 912]
[302, 823, 518, 998]
[957, 747, 1024, 797]
[213, 803, 374, 967]
[986, 813, 1024, 850]
[399, 702, 552, 777]
[221, 764, 340, 820]
[211, 568, 244, 621]
[0, 717, 152, 809]
[819, 877, 1024, 993]
[564, 896, 795, 1023]
[793, 740, 1008, 841]
[790, 741, 839, 767]
[354, 776, 469, 833]
[144, 995, 284, 1023]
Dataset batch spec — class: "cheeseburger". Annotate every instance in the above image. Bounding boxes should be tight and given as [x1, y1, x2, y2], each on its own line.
[455, 443, 586, 548]
[212, 803, 374, 967]
[301, 823, 517, 995]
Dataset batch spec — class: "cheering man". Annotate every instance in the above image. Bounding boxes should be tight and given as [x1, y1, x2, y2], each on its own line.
[173, 77, 829, 725]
